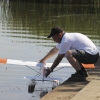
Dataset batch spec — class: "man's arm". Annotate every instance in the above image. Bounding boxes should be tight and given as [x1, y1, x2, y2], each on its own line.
[39, 47, 59, 63]
[50, 54, 65, 70]
[45, 54, 65, 77]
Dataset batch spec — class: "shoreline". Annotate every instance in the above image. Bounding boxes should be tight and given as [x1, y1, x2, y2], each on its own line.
[40, 59, 100, 100]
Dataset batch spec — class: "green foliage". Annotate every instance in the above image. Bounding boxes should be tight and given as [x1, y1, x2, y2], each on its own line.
[15, 0, 100, 4]
[44, 0, 98, 4]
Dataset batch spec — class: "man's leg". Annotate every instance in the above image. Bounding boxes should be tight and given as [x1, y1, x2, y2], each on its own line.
[65, 50, 82, 71]
[65, 50, 87, 81]
[65, 50, 99, 81]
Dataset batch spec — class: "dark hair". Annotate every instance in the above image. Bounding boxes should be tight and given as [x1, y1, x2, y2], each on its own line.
[47, 26, 63, 38]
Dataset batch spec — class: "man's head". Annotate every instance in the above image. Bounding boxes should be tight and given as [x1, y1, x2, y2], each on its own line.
[47, 26, 64, 38]
[47, 26, 64, 43]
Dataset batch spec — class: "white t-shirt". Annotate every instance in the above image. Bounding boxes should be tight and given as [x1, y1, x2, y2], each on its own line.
[56, 32, 98, 55]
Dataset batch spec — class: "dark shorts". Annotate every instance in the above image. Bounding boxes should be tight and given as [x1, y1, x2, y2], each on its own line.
[71, 50, 99, 64]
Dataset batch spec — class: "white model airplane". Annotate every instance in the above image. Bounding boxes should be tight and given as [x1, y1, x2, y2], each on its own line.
[0, 58, 95, 93]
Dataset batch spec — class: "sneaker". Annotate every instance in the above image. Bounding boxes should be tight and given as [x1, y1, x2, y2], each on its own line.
[81, 67, 89, 77]
[67, 72, 86, 82]
[84, 71, 89, 77]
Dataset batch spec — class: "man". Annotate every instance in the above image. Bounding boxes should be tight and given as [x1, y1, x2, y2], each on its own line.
[39, 26, 99, 81]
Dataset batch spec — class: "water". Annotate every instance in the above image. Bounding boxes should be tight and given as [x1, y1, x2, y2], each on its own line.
[0, 1, 100, 100]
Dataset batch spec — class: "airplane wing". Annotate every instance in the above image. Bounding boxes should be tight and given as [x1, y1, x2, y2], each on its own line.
[24, 76, 62, 81]
[0, 58, 95, 68]
[0, 58, 71, 67]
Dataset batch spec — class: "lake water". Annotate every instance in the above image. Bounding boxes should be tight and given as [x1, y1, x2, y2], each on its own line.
[0, 1, 100, 100]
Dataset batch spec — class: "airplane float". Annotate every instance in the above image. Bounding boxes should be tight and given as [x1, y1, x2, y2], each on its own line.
[0, 58, 95, 93]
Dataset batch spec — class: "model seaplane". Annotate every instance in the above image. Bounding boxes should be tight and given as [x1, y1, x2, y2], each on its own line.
[0, 58, 95, 93]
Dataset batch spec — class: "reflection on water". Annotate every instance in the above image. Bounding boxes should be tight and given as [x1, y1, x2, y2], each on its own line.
[0, 1, 100, 100]
[0, 1, 100, 37]
[0, 1, 100, 47]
